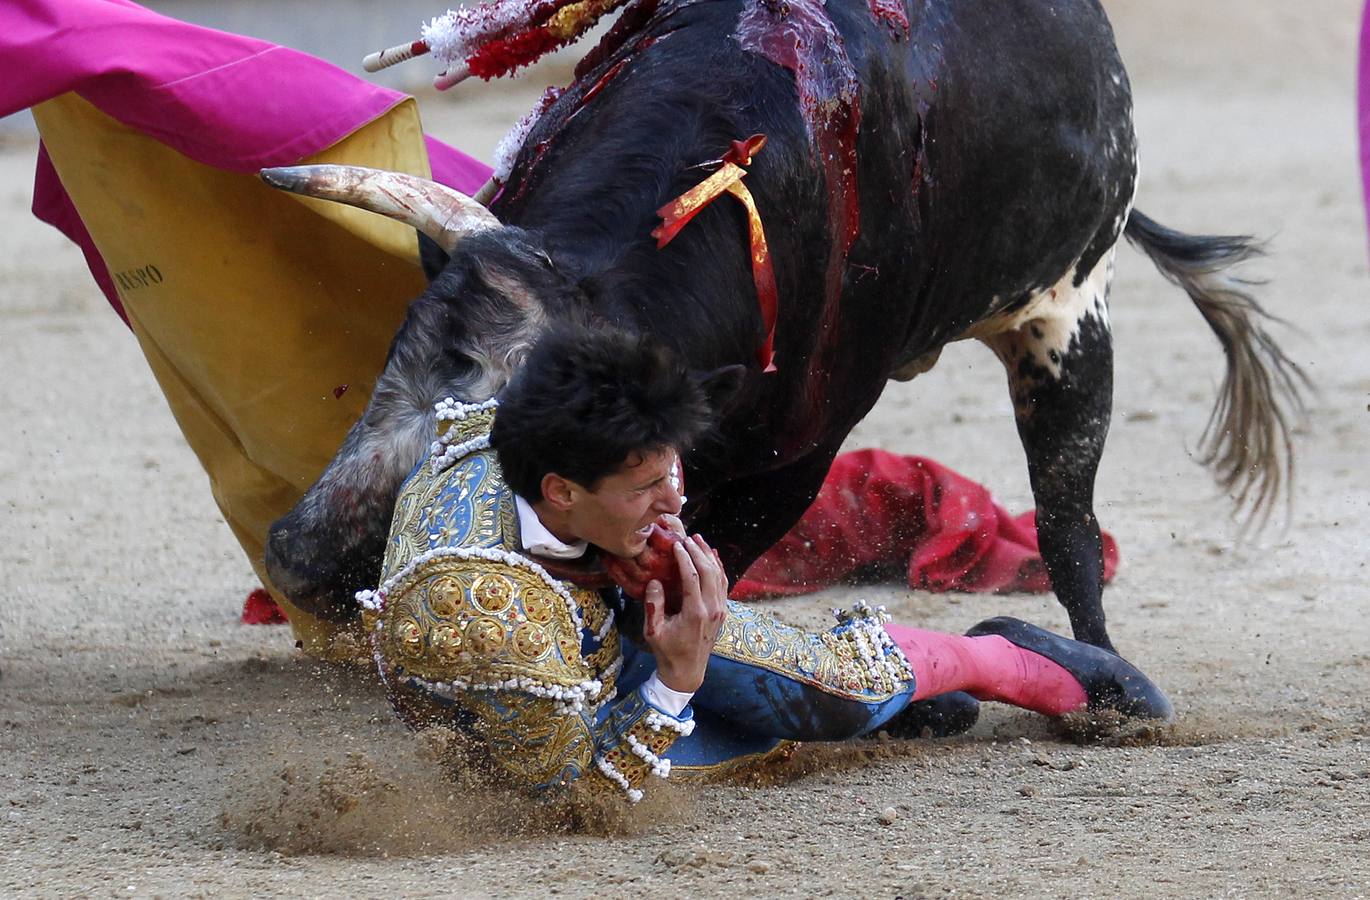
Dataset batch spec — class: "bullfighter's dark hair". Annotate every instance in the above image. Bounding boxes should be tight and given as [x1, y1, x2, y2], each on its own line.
[492, 323, 713, 500]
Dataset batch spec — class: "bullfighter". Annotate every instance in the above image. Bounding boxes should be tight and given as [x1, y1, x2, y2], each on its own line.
[364, 322, 1172, 802]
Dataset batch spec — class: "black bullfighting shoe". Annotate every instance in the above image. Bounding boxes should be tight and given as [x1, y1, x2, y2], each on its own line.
[966, 617, 1174, 722]
[883, 691, 980, 739]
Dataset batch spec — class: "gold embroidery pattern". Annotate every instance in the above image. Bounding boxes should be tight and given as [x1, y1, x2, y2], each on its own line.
[711, 601, 913, 702]
[463, 691, 596, 789]
[383, 446, 521, 578]
[370, 405, 694, 801]
[593, 690, 691, 797]
[378, 550, 615, 691]
[376, 420, 618, 691]
[441, 404, 498, 444]
[670, 741, 801, 783]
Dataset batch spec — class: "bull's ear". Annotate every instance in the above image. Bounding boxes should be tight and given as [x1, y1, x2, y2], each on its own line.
[696, 364, 748, 415]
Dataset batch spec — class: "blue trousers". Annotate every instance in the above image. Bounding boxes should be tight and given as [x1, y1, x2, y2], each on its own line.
[615, 601, 918, 770]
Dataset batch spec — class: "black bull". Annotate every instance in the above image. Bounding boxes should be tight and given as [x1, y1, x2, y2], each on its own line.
[262, 0, 1301, 654]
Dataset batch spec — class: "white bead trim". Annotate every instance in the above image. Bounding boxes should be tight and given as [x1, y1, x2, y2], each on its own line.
[589, 686, 618, 719]
[600, 655, 625, 683]
[434, 395, 499, 422]
[429, 434, 492, 475]
[586, 657, 624, 716]
[595, 755, 644, 803]
[644, 709, 696, 737]
[429, 397, 500, 474]
[403, 671, 607, 715]
[594, 606, 617, 644]
[626, 734, 672, 779]
[831, 601, 915, 688]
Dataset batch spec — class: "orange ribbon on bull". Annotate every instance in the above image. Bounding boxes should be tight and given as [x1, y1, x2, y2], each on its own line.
[651, 134, 778, 373]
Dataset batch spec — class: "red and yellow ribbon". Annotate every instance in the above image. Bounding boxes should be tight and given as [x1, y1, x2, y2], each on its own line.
[652, 134, 778, 373]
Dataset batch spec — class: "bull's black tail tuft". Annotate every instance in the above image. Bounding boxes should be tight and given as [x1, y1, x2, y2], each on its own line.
[1124, 210, 1309, 525]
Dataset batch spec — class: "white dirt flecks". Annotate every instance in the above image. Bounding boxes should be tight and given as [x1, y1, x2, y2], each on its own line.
[2, 1, 1368, 896]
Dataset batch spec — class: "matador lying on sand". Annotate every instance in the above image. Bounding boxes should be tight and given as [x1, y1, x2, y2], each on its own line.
[364, 324, 1169, 801]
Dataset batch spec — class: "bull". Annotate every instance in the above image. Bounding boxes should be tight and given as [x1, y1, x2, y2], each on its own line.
[261, 0, 1302, 654]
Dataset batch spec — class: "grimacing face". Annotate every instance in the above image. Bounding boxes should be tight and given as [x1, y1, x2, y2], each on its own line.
[561, 447, 683, 558]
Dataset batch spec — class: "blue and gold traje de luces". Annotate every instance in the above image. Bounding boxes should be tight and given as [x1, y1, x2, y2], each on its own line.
[368, 400, 920, 798]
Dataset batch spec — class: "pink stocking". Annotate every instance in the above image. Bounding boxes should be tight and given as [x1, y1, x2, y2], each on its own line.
[885, 623, 1087, 716]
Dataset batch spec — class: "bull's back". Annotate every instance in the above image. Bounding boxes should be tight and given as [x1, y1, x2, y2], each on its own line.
[497, 0, 1135, 458]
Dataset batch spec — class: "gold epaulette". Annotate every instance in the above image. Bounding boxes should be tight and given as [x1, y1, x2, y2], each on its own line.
[365, 399, 620, 713]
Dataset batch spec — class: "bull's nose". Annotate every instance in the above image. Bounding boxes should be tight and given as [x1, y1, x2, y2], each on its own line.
[263, 520, 312, 602]
[262, 512, 382, 624]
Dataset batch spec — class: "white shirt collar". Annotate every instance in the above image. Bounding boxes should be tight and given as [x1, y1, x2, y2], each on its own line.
[514, 494, 589, 559]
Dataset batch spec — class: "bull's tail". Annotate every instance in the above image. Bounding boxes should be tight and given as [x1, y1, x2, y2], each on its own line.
[1123, 210, 1309, 524]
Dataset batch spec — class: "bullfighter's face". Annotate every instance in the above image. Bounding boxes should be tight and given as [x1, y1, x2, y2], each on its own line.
[559, 447, 683, 559]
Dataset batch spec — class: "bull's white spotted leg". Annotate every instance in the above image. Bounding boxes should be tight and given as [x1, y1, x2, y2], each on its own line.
[981, 246, 1118, 651]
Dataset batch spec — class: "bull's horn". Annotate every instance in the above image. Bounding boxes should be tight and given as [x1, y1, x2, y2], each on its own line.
[259, 164, 500, 253]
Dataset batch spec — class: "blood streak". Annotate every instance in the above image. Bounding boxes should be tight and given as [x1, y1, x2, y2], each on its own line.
[507, 139, 556, 205]
[736, 0, 862, 370]
[867, 0, 909, 38]
[579, 58, 630, 107]
[576, 0, 662, 78]
[502, 1, 662, 204]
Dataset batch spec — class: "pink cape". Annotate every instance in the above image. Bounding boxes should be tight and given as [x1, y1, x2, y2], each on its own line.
[4, 0, 492, 323]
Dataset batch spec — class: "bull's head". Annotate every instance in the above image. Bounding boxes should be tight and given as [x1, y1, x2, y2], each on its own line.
[258, 165, 569, 620]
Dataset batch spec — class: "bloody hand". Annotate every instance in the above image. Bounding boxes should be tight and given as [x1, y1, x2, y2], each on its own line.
[602, 520, 686, 613]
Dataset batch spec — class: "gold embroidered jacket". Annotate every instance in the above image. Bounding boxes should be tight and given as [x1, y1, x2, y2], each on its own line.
[363, 401, 692, 802]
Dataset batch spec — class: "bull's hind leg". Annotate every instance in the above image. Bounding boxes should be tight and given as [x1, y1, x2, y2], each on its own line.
[983, 250, 1117, 653]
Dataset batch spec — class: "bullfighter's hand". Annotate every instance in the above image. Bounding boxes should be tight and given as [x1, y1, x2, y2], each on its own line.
[643, 535, 729, 693]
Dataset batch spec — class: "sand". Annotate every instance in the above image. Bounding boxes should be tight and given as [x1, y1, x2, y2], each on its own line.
[2, 0, 1368, 895]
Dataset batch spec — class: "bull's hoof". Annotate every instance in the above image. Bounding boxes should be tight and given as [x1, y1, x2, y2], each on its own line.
[967, 616, 1174, 722]
[883, 691, 980, 739]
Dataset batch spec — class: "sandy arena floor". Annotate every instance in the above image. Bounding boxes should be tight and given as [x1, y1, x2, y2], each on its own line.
[2, 1, 1368, 895]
